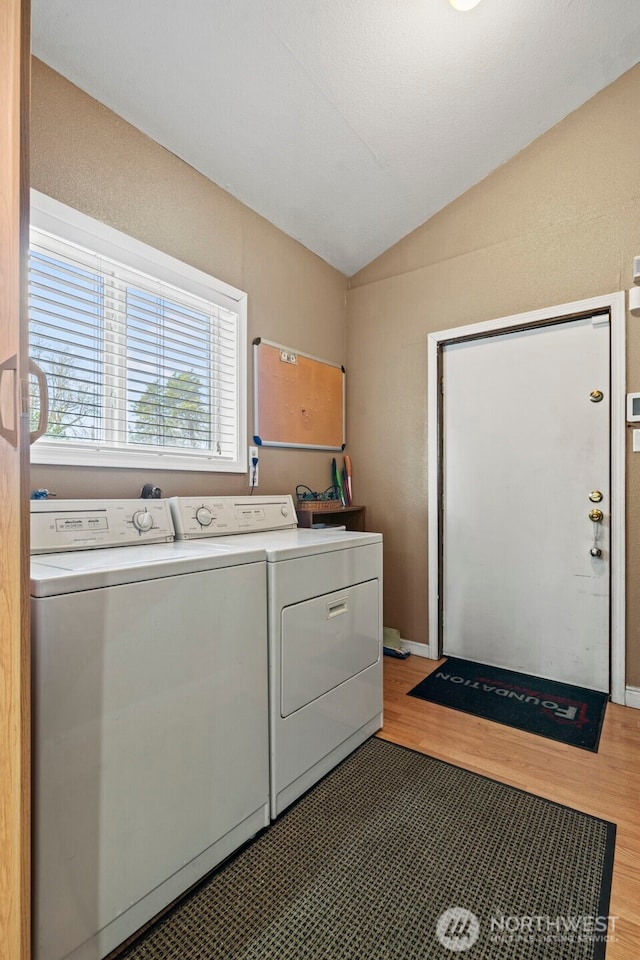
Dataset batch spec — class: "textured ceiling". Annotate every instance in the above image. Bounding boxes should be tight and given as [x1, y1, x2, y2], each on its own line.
[32, 0, 640, 276]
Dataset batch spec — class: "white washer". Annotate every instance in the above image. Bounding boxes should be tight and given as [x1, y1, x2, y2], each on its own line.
[169, 495, 383, 818]
[30, 499, 270, 960]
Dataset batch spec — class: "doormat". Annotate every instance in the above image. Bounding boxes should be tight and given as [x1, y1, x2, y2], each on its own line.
[408, 657, 608, 751]
[118, 738, 616, 960]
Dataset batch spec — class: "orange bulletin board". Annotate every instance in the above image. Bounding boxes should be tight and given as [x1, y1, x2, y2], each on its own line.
[253, 339, 345, 450]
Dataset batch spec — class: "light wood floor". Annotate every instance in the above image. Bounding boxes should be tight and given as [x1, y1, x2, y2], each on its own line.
[379, 655, 640, 960]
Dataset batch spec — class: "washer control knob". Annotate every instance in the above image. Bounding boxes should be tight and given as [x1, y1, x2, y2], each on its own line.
[132, 510, 154, 532]
[281, 506, 289, 517]
[196, 506, 213, 527]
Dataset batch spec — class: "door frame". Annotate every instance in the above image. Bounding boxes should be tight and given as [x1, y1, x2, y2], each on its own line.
[0, 1, 31, 958]
[426, 292, 626, 705]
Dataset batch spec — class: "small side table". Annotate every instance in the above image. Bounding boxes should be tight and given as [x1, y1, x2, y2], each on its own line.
[295, 504, 366, 532]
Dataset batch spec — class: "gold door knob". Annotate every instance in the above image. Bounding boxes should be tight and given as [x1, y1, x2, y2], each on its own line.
[589, 509, 604, 522]
[588, 490, 603, 503]
[589, 390, 604, 402]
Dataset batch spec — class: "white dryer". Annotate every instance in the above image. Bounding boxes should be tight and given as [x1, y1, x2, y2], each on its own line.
[169, 495, 383, 818]
[30, 499, 270, 960]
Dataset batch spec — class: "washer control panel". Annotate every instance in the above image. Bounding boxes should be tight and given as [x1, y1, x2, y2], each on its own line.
[31, 499, 175, 554]
[169, 495, 297, 539]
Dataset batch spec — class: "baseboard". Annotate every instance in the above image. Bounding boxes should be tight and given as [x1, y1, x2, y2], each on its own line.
[400, 639, 437, 659]
[625, 686, 640, 709]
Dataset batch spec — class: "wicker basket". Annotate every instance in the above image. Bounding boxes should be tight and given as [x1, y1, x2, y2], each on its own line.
[296, 498, 342, 512]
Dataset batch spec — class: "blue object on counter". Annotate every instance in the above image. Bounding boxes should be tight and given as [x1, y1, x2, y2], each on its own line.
[31, 489, 52, 500]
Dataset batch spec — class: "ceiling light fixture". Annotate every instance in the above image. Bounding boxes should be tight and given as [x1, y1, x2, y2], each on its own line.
[449, 0, 483, 10]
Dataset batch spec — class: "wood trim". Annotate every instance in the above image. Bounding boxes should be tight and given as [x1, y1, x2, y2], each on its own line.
[0, 2, 31, 959]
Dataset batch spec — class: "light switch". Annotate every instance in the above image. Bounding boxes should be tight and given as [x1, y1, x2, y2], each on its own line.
[633, 430, 640, 452]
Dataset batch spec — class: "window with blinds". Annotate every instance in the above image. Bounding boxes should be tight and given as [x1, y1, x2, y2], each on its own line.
[29, 192, 247, 472]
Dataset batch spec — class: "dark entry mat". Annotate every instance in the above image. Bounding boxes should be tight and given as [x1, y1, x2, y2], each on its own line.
[408, 657, 608, 751]
[118, 738, 616, 960]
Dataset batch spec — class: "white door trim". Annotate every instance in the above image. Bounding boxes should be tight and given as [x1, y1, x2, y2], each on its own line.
[427, 292, 626, 704]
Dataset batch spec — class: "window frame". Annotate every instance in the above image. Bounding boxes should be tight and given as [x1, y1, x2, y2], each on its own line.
[29, 190, 248, 473]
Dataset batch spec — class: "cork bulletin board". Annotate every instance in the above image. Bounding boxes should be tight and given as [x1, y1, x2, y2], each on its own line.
[253, 338, 345, 450]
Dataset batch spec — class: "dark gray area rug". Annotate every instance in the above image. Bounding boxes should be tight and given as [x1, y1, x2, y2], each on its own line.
[119, 738, 616, 960]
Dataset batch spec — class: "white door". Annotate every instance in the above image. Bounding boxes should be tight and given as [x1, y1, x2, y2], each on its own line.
[441, 314, 610, 692]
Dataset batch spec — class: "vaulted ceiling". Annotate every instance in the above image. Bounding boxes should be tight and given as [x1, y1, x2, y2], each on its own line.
[32, 0, 640, 275]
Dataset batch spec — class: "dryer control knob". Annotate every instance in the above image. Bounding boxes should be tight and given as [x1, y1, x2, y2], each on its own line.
[132, 510, 154, 533]
[281, 506, 289, 517]
[196, 506, 213, 527]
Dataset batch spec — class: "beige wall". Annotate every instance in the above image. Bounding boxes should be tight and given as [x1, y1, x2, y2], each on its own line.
[347, 63, 640, 687]
[30, 58, 348, 502]
[30, 57, 640, 685]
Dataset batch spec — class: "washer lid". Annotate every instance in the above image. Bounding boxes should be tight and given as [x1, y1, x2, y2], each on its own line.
[30, 540, 266, 597]
[205, 527, 382, 562]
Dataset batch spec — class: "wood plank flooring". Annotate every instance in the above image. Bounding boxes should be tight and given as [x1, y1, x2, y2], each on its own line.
[379, 655, 640, 960]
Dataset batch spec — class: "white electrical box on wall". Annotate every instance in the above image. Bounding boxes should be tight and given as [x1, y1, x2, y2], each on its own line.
[627, 393, 640, 422]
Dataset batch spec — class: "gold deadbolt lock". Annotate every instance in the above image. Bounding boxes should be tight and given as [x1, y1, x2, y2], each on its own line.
[588, 490, 603, 503]
[589, 390, 604, 403]
[589, 508, 604, 523]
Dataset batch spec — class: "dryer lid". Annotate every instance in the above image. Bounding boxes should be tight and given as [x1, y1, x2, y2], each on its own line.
[205, 527, 382, 561]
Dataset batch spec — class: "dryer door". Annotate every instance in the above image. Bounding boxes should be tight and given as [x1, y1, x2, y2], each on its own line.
[281, 579, 379, 717]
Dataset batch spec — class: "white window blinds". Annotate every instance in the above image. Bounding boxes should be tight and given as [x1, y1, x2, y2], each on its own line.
[29, 193, 247, 472]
